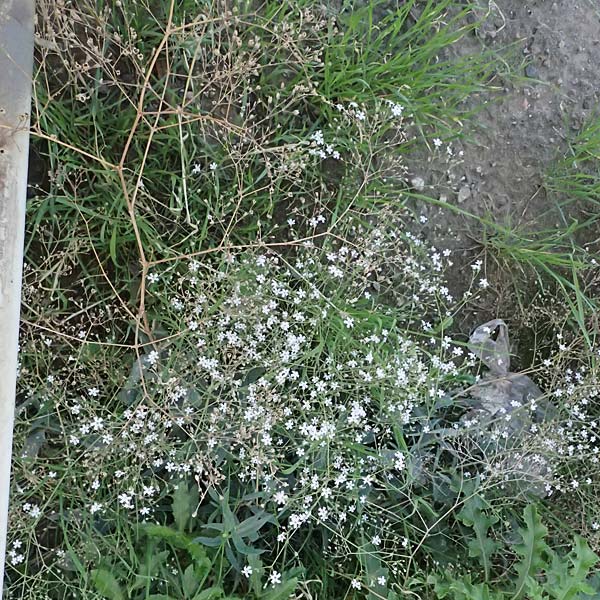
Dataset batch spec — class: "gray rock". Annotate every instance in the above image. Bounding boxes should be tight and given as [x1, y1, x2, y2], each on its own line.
[410, 176, 425, 192]
[525, 63, 539, 78]
[457, 185, 471, 203]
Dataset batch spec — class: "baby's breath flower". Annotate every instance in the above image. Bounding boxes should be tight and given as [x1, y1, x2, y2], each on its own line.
[90, 502, 103, 514]
[242, 565, 253, 578]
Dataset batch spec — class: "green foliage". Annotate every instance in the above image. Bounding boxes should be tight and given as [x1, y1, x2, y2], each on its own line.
[512, 505, 550, 598]
[430, 504, 599, 600]
[91, 521, 295, 600]
[10, 0, 600, 598]
[91, 569, 125, 600]
[193, 489, 277, 572]
[546, 114, 600, 208]
[84, 484, 297, 599]
[456, 494, 501, 581]
[481, 112, 600, 347]
[320, 0, 499, 132]
[432, 574, 504, 600]
[172, 481, 198, 533]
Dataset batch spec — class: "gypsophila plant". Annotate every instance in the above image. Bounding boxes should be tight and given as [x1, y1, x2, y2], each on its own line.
[7, 0, 600, 598]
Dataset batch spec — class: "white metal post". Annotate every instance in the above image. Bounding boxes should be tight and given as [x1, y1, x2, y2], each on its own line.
[0, 0, 35, 594]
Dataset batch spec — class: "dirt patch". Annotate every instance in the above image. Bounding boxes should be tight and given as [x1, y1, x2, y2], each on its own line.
[405, 0, 600, 329]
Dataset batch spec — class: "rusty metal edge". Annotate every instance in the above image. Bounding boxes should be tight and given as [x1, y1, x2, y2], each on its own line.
[0, 0, 35, 594]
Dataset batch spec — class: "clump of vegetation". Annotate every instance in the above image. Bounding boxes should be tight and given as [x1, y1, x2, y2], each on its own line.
[6, 0, 600, 598]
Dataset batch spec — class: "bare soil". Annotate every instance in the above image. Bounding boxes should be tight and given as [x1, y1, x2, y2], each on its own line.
[406, 0, 600, 331]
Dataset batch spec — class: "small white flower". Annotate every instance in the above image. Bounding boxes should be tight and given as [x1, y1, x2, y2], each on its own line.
[242, 565, 253, 578]
[389, 102, 404, 117]
[147, 272, 159, 284]
[273, 490, 288, 505]
[269, 570, 282, 586]
[118, 492, 134, 509]
[209, 162, 218, 171]
[351, 579, 361, 590]
[90, 502, 103, 514]
[433, 138, 443, 148]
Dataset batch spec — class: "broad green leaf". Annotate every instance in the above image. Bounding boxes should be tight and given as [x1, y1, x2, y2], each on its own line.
[131, 549, 169, 591]
[467, 536, 502, 577]
[431, 574, 504, 600]
[225, 542, 241, 571]
[247, 555, 264, 597]
[523, 575, 546, 600]
[235, 511, 276, 540]
[545, 536, 598, 600]
[140, 523, 208, 564]
[183, 564, 200, 597]
[220, 493, 237, 532]
[195, 535, 224, 548]
[192, 585, 226, 599]
[141, 523, 190, 547]
[359, 538, 390, 600]
[570, 537, 599, 581]
[172, 481, 196, 532]
[262, 577, 298, 600]
[576, 572, 600, 599]
[432, 315, 453, 334]
[91, 568, 125, 600]
[193, 553, 213, 588]
[231, 531, 263, 556]
[512, 504, 549, 600]
[457, 494, 500, 580]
